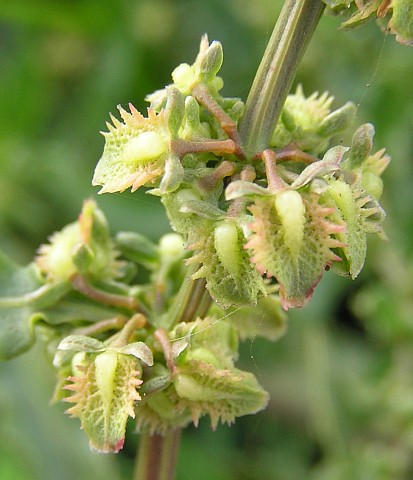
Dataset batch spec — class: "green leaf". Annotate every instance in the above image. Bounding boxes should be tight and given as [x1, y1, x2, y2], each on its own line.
[198, 40, 224, 83]
[115, 231, 159, 269]
[340, 1, 380, 29]
[290, 157, 342, 190]
[0, 252, 44, 360]
[390, 0, 413, 45]
[165, 86, 185, 138]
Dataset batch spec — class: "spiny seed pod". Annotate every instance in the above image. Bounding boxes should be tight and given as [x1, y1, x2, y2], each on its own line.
[65, 351, 143, 453]
[93, 106, 170, 194]
[189, 221, 265, 308]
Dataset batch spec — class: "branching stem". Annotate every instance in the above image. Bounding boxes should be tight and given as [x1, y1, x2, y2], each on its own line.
[70, 274, 140, 311]
[192, 83, 244, 148]
[172, 138, 243, 159]
[239, 0, 325, 156]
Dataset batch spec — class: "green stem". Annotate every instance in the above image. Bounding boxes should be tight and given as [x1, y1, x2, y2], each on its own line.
[239, 0, 325, 156]
[161, 262, 210, 329]
[0, 281, 70, 308]
[134, 430, 181, 480]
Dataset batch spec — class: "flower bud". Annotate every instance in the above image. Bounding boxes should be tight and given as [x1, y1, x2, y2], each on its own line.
[198, 41, 224, 83]
[346, 123, 375, 169]
[172, 63, 196, 92]
[165, 86, 185, 138]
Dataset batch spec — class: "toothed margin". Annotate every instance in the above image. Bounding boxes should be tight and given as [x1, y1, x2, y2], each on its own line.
[93, 106, 169, 194]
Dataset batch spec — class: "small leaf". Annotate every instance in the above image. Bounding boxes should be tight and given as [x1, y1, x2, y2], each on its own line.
[317, 102, 356, 137]
[291, 158, 342, 189]
[170, 338, 190, 361]
[115, 231, 159, 269]
[57, 335, 105, 353]
[389, 0, 413, 45]
[340, 1, 380, 29]
[179, 199, 224, 220]
[158, 154, 184, 194]
[322, 145, 350, 164]
[0, 252, 44, 360]
[139, 373, 172, 397]
[117, 342, 154, 366]
[225, 180, 270, 200]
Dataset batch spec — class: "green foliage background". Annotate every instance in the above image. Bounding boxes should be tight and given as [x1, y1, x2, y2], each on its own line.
[1, 1, 412, 479]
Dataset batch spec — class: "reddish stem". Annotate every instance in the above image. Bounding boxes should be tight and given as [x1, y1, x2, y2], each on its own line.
[171, 138, 243, 159]
[261, 149, 286, 191]
[70, 274, 140, 311]
[197, 160, 235, 192]
[192, 83, 245, 150]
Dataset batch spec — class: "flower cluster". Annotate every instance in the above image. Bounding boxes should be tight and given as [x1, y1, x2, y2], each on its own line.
[94, 37, 388, 310]
[0, 35, 390, 454]
[51, 37, 390, 448]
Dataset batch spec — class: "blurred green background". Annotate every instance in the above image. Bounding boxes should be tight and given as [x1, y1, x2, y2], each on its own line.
[1, 1, 413, 479]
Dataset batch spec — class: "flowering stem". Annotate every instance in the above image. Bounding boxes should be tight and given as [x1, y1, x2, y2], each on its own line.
[134, 2, 326, 479]
[239, 0, 325, 156]
[134, 430, 181, 480]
